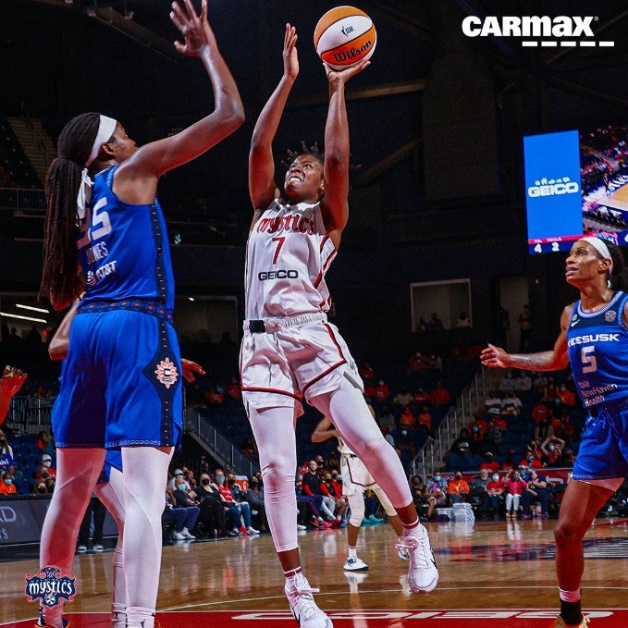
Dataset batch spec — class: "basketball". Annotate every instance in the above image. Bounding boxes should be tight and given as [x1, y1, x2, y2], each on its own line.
[313, 6, 377, 71]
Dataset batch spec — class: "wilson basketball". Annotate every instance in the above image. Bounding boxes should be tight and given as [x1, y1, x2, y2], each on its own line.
[313, 6, 377, 71]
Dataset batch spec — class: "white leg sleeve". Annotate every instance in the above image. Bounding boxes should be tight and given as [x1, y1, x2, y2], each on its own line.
[40, 448, 106, 628]
[374, 485, 398, 518]
[310, 377, 413, 510]
[121, 446, 173, 627]
[248, 405, 299, 552]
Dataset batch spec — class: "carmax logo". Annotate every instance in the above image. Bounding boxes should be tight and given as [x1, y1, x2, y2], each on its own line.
[462, 16, 614, 48]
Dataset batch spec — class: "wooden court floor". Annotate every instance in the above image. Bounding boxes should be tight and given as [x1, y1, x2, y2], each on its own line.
[2, 518, 628, 627]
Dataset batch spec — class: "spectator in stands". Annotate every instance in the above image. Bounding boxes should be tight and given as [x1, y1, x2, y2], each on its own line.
[168, 468, 187, 491]
[501, 449, 516, 471]
[0, 365, 27, 426]
[501, 391, 522, 417]
[531, 371, 548, 392]
[556, 383, 576, 410]
[499, 370, 517, 393]
[0, 471, 16, 496]
[503, 470, 527, 519]
[534, 418, 554, 444]
[482, 421, 502, 454]
[246, 475, 268, 532]
[417, 405, 433, 435]
[194, 472, 234, 538]
[543, 377, 559, 402]
[487, 472, 505, 518]
[467, 413, 488, 435]
[373, 380, 390, 403]
[242, 436, 258, 457]
[514, 371, 532, 392]
[428, 355, 443, 372]
[204, 385, 224, 406]
[531, 398, 552, 424]
[424, 472, 448, 519]
[468, 422, 484, 455]
[518, 304, 531, 351]
[213, 469, 258, 535]
[559, 449, 576, 468]
[520, 470, 551, 519]
[428, 312, 444, 332]
[455, 311, 471, 328]
[450, 428, 472, 461]
[430, 381, 451, 408]
[358, 361, 375, 382]
[469, 468, 490, 517]
[413, 387, 431, 407]
[447, 471, 469, 505]
[484, 390, 502, 416]
[77, 494, 106, 553]
[541, 436, 566, 467]
[0, 432, 14, 460]
[185, 384, 206, 408]
[415, 317, 428, 333]
[301, 460, 337, 523]
[479, 452, 500, 473]
[392, 386, 413, 408]
[34, 454, 56, 482]
[324, 449, 341, 473]
[407, 351, 428, 373]
[163, 484, 199, 541]
[226, 376, 242, 401]
[554, 416, 575, 444]
[399, 406, 416, 430]
[35, 430, 55, 456]
[295, 476, 330, 529]
[377, 406, 396, 434]
[321, 471, 347, 525]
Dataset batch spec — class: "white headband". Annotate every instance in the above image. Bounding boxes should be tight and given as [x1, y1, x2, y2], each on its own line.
[85, 115, 117, 167]
[581, 236, 614, 275]
[77, 115, 117, 219]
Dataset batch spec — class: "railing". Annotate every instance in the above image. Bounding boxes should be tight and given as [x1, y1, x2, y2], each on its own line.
[0, 187, 46, 211]
[5, 395, 54, 434]
[185, 408, 260, 478]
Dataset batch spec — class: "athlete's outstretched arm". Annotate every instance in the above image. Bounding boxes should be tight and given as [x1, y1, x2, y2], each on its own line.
[311, 417, 339, 444]
[249, 24, 299, 213]
[480, 304, 572, 372]
[114, 0, 243, 196]
[320, 58, 370, 247]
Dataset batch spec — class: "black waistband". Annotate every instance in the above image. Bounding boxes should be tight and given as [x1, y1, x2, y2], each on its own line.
[248, 320, 266, 333]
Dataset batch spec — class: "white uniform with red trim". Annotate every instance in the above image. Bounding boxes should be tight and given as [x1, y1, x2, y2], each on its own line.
[240, 198, 363, 415]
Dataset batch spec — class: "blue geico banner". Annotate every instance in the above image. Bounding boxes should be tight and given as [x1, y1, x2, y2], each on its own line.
[523, 130, 582, 251]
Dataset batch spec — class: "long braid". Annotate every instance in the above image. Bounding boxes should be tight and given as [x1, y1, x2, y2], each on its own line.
[40, 113, 100, 306]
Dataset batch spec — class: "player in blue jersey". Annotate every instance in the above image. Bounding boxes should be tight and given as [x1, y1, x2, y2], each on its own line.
[481, 235, 628, 628]
[36, 1, 243, 627]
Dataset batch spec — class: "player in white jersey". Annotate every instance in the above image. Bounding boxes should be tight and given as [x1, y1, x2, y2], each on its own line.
[242, 24, 438, 628]
[311, 412, 410, 572]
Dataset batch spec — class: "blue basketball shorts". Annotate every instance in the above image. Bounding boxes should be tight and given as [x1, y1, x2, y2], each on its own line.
[573, 405, 628, 481]
[52, 309, 183, 450]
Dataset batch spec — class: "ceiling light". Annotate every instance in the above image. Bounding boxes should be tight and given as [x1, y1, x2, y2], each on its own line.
[0, 312, 47, 324]
[16, 304, 50, 314]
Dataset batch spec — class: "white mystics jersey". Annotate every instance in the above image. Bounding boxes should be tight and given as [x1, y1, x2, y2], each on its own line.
[245, 199, 337, 319]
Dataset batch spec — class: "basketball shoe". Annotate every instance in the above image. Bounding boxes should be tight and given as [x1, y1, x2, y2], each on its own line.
[343, 556, 369, 571]
[285, 572, 333, 628]
[397, 525, 438, 593]
[551, 616, 590, 627]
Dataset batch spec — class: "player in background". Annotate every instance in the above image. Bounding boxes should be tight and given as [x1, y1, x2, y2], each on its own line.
[481, 235, 628, 628]
[0, 365, 27, 425]
[36, 1, 243, 626]
[311, 412, 410, 571]
[241, 23, 437, 628]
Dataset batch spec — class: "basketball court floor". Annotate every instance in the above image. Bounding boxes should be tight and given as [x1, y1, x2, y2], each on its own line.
[2, 518, 627, 627]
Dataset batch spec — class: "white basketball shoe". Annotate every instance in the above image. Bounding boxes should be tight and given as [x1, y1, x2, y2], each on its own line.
[285, 572, 333, 628]
[343, 556, 369, 571]
[397, 525, 439, 593]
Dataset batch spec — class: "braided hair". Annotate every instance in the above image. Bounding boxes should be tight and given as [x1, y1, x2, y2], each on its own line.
[606, 240, 628, 291]
[40, 113, 100, 307]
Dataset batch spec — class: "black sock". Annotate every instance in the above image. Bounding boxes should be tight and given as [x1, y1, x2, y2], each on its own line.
[560, 599, 583, 626]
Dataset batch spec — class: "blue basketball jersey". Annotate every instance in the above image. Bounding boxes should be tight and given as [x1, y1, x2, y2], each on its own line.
[76, 165, 175, 312]
[567, 290, 628, 408]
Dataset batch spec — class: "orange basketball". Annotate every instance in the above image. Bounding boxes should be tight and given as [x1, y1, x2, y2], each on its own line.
[313, 6, 377, 71]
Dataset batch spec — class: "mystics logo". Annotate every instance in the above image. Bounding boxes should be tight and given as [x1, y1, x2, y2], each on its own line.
[462, 16, 614, 48]
[24, 567, 76, 607]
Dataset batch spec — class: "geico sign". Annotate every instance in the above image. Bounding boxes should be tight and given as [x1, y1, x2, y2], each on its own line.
[528, 182, 579, 198]
[0, 506, 17, 522]
[462, 16, 595, 38]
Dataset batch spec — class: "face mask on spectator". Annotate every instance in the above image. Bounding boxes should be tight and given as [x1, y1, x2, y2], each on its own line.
[216, 476, 225, 484]
[37, 484, 47, 494]
[201, 478, 210, 486]
[455, 474, 462, 480]
[492, 474, 499, 481]
[43, 461, 51, 468]
[4, 478, 12, 485]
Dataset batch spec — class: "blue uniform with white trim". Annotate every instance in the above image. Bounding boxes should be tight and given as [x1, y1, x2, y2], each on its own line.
[53, 165, 182, 450]
[567, 290, 628, 480]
